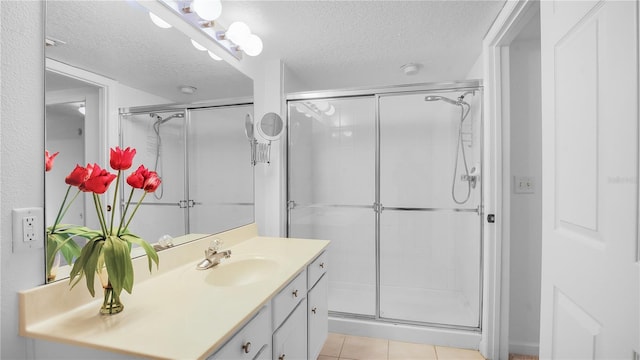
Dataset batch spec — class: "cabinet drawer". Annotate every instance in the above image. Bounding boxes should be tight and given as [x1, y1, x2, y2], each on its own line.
[209, 305, 271, 360]
[307, 251, 327, 288]
[272, 270, 306, 329]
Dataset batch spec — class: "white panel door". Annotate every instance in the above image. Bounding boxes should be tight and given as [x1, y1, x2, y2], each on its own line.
[540, 1, 639, 358]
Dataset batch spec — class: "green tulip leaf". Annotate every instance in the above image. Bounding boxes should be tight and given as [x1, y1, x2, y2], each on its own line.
[121, 233, 159, 272]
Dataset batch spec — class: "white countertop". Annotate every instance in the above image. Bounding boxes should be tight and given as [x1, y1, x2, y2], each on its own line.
[19, 224, 330, 359]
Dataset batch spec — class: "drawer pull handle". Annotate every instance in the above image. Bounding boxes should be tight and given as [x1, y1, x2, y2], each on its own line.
[292, 289, 298, 297]
[279, 354, 286, 360]
[242, 341, 251, 354]
[312, 307, 317, 314]
[319, 262, 325, 269]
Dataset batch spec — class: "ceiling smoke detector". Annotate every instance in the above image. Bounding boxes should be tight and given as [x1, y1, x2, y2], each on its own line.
[179, 85, 197, 95]
[401, 63, 421, 76]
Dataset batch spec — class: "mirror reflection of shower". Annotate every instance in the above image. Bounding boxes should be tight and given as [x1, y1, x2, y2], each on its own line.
[149, 112, 184, 200]
[425, 91, 478, 204]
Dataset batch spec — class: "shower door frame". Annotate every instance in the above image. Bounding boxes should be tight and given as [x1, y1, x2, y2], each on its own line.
[286, 80, 485, 332]
[119, 99, 254, 235]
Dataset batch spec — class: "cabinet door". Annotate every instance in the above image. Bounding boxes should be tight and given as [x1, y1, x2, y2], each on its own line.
[273, 299, 308, 360]
[308, 274, 328, 360]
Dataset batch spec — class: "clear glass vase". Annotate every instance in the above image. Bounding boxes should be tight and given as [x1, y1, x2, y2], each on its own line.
[47, 253, 61, 282]
[98, 268, 124, 315]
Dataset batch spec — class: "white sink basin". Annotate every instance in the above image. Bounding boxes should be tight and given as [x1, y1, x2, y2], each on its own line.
[205, 258, 279, 287]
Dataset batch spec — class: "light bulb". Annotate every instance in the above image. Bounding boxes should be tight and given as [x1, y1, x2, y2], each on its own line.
[315, 101, 330, 112]
[325, 105, 336, 116]
[242, 34, 263, 56]
[208, 51, 222, 61]
[225, 22, 251, 45]
[78, 105, 85, 115]
[191, 39, 207, 51]
[149, 12, 172, 29]
[192, 0, 222, 21]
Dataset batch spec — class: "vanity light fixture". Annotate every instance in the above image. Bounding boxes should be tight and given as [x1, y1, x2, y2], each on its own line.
[242, 34, 263, 57]
[149, 12, 172, 29]
[158, 0, 265, 59]
[221, 22, 263, 57]
[225, 22, 251, 45]
[191, 0, 222, 21]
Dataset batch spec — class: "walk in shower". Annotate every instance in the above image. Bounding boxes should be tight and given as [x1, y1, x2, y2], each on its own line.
[119, 103, 254, 244]
[287, 81, 483, 340]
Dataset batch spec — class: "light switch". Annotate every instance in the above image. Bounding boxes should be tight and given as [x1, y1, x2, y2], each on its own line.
[514, 176, 535, 194]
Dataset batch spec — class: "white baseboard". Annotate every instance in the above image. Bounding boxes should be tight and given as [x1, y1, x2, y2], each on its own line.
[509, 340, 539, 356]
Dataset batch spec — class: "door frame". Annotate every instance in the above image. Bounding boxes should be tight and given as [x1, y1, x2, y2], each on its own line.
[480, 1, 539, 359]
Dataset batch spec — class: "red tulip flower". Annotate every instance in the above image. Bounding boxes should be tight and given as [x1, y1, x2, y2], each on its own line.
[126, 165, 148, 189]
[143, 171, 161, 193]
[45, 150, 59, 172]
[65, 164, 91, 187]
[126, 165, 162, 193]
[110, 146, 136, 171]
[80, 164, 116, 194]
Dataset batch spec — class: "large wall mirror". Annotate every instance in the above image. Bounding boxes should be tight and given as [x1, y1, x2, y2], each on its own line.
[45, 0, 254, 283]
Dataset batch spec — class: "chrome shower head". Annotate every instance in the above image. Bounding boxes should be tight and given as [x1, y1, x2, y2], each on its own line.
[424, 95, 460, 106]
[153, 112, 184, 125]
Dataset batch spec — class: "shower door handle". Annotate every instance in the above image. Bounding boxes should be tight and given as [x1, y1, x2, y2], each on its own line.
[373, 202, 384, 213]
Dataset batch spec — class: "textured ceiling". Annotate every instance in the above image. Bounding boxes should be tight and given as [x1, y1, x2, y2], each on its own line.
[221, 0, 506, 92]
[46, 1, 505, 102]
[46, 1, 253, 103]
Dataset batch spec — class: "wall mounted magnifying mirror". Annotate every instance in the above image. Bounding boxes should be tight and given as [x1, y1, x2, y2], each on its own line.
[256, 112, 284, 141]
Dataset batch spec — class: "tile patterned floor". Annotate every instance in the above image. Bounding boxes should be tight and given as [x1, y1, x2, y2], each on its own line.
[318, 333, 486, 360]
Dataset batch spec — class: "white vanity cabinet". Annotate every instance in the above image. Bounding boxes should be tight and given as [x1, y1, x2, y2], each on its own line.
[210, 251, 328, 360]
[209, 305, 272, 360]
[307, 252, 328, 360]
[272, 269, 308, 360]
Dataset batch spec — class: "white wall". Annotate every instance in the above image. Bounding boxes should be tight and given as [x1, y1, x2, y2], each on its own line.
[253, 59, 286, 237]
[466, 55, 483, 80]
[508, 13, 541, 356]
[1, 2, 47, 358]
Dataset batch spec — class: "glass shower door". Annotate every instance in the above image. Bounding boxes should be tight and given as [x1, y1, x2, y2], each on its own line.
[378, 92, 482, 328]
[120, 111, 187, 244]
[188, 105, 254, 235]
[288, 97, 376, 316]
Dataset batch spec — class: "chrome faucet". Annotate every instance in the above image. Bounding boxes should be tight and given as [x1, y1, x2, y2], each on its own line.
[196, 239, 232, 270]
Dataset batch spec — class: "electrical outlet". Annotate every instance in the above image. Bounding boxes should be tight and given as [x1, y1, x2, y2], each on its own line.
[12, 207, 44, 252]
[23, 216, 37, 242]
